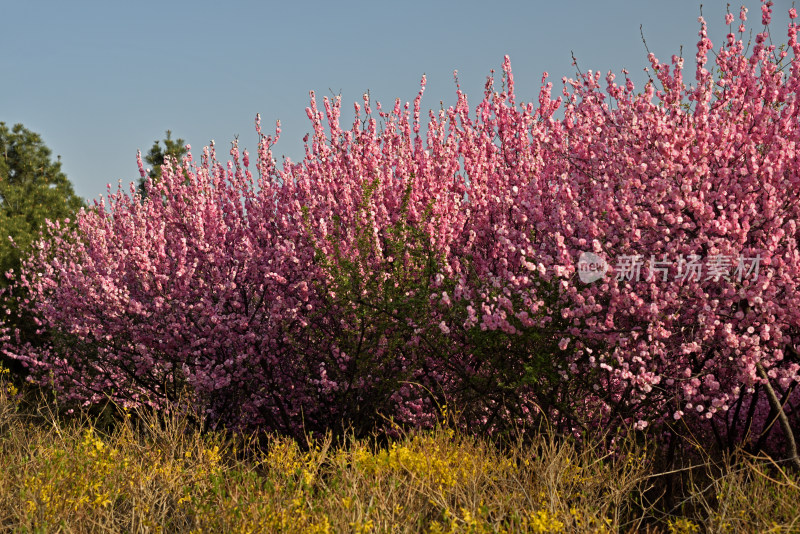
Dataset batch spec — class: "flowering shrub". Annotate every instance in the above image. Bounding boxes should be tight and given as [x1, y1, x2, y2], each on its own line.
[3, 2, 800, 452]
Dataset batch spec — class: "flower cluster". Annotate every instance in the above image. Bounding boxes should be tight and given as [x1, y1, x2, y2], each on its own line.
[4, 1, 800, 447]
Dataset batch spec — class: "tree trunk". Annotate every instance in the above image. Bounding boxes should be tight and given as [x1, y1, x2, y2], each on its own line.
[756, 362, 800, 471]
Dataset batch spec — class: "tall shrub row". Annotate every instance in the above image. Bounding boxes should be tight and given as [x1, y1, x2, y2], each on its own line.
[4, 2, 800, 451]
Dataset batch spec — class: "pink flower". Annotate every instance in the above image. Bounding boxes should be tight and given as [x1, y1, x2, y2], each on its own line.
[762, 2, 773, 26]
[8, 13, 800, 450]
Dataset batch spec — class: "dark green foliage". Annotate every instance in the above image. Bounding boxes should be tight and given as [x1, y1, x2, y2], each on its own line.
[0, 122, 83, 366]
[138, 130, 187, 197]
[0, 122, 83, 288]
[297, 176, 451, 434]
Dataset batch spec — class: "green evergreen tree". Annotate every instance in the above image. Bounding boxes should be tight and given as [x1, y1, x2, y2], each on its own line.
[0, 122, 83, 287]
[0, 122, 83, 372]
[138, 130, 187, 197]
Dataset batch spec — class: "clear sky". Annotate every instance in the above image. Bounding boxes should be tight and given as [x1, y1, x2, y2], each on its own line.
[1, 0, 794, 201]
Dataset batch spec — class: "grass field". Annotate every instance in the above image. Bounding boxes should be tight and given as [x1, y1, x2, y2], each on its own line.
[1, 368, 799, 533]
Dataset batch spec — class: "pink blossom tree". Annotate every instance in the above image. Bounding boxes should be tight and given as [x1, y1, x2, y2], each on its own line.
[4, 1, 800, 462]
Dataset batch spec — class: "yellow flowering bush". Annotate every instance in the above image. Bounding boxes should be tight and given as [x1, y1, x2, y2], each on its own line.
[0, 388, 798, 532]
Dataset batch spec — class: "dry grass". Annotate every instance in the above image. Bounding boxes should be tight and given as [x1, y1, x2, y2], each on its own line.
[0, 368, 798, 533]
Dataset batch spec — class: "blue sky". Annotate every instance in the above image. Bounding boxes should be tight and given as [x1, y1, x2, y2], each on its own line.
[1, 1, 794, 201]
